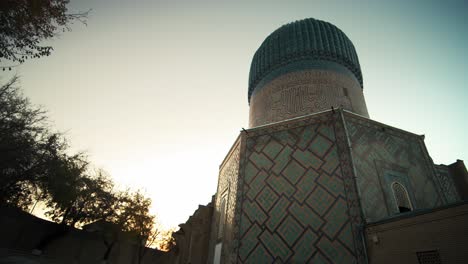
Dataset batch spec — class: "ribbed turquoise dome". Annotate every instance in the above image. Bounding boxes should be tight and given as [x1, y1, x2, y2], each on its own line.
[248, 18, 363, 103]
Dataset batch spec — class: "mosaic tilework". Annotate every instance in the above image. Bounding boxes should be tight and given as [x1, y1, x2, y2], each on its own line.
[249, 69, 369, 127]
[237, 114, 360, 263]
[344, 113, 445, 221]
[434, 165, 460, 203]
[248, 18, 363, 102]
[333, 112, 366, 263]
[208, 138, 242, 263]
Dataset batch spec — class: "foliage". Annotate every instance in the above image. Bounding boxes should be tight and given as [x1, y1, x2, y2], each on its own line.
[155, 229, 176, 252]
[103, 190, 159, 263]
[0, 77, 174, 251]
[110, 190, 155, 241]
[44, 164, 117, 227]
[0, 76, 65, 208]
[0, 0, 88, 66]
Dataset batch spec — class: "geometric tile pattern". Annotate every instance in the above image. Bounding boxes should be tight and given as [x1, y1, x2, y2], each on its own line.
[237, 115, 358, 263]
[434, 165, 460, 203]
[345, 113, 446, 221]
[208, 139, 242, 263]
[210, 109, 452, 263]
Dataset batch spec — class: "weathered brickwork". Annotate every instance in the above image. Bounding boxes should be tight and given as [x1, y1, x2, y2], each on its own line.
[236, 112, 364, 263]
[249, 70, 368, 127]
[344, 113, 446, 221]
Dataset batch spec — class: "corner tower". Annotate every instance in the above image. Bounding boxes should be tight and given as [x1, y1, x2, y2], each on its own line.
[248, 18, 369, 127]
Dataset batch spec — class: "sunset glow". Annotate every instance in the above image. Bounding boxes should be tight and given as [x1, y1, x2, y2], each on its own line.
[3, 0, 467, 229]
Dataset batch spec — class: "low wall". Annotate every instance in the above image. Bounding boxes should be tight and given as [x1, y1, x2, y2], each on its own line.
[0, 207, 165, 264]
[365, 202, 468, 264]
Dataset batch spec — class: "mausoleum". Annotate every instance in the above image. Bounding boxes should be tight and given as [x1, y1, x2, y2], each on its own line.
[168, 18, 468, 264]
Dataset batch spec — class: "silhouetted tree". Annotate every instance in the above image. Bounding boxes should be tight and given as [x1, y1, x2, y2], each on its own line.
[35, 159, 119, 253]
[156, 229, 176, 252]
[94, 190, 160, 263]
[110, 190, 155, 237]
[44, 162, 117, 228]
[108, 190, 156, 263]
[0, 77, 171, 258]
[0, 76, 67, 208]
[0, 0, 89, 67]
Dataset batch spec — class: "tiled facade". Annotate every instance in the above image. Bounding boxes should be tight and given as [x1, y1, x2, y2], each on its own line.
[344, 113, 452, 221]
[206, 110, 464, 264]
[191, 18, 466, 264]
[238, 113, 360, 263]
[209, 111, 369, 263]
[249, 68, 369, 127]
[434, 165, 460, 203]
[208, 137, 244, 263]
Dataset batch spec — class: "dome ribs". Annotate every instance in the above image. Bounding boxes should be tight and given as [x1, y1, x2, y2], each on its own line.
[248, 18, 363, 103]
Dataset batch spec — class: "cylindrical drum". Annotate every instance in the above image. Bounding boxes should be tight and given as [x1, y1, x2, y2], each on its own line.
[248, 18, 369, 127]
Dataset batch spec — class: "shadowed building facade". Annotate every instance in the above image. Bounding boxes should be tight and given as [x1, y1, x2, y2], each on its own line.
[170, 18, 468, 264]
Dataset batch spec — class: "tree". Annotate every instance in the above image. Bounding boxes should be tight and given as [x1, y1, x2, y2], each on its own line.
[33, 156, 119, 254]
[110, 190, 155, 239]
[109, 190, 157, 263]
[0, 77, 172, 260]
[44, 160, 118, 228]
[0, 76, 67, 209]
[155, 228, 176, 252]
[0, 0, 89, 67]
[0, 76, 115, 224]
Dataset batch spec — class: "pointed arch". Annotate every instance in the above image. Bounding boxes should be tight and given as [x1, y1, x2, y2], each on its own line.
[391, 182, 413, 213]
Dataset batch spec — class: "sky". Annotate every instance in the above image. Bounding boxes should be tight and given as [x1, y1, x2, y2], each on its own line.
[1, 0, 467, 228]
